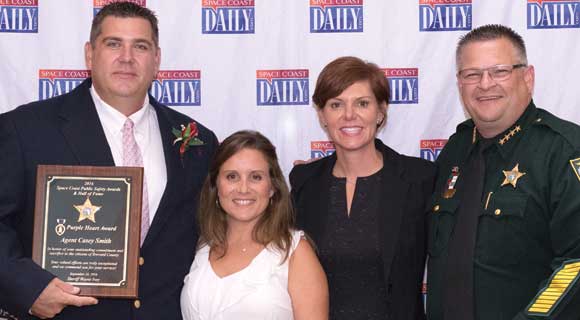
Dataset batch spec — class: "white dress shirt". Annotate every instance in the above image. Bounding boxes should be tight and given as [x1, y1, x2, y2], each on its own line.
[90, 86, 167, 224]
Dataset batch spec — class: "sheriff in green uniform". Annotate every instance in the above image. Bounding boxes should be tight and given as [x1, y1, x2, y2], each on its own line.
[427, 25, 580, 320]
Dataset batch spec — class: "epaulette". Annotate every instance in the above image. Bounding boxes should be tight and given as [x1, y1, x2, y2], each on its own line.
[532, 108, 580, 150]
[456, 118, 475, 133]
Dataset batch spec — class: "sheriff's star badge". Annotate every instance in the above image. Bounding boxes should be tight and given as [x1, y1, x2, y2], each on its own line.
[501, 163, 526, 188]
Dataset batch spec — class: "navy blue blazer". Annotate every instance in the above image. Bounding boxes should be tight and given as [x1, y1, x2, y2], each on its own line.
[0, 79, 218, 320]
[290, 139, 435, 320]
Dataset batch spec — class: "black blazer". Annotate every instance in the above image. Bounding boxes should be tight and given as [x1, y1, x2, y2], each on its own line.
[290, 139, 435, 320]
[0, 79, 218, 320]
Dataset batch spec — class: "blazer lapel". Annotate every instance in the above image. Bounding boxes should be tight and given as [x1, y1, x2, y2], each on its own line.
[377, 143, 409, 279]
[141, 101, 182, 248]
[57, 84, 185, 249]
[58, 79, 115, 166]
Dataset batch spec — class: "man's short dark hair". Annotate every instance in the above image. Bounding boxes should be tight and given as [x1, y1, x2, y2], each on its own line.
[456, 24, 527, 68]
[90, 1, 158, 46]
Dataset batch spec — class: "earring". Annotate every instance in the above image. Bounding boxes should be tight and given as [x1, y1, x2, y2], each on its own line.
[215, 198, 221, 209]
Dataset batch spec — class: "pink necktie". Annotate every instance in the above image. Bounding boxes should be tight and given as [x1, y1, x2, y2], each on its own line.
[122, 119, 150, 246]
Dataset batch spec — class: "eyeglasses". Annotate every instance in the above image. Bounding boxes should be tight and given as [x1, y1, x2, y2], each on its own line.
[457, 64, 527, 84]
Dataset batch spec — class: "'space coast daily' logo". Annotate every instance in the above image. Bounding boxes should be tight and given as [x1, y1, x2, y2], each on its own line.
[311, 141, 335, 159]
[0, 0, 38, 33]
[256, 69, 309, 106]
[419, 0, 472, 31]
[39, 70, 89, 100]
[420, 139, 447, 161]
[93, 0, 146, 16]
[150, 70, 201, 106]
[383, 68, 419, 104]
[527, 0, 580, 29]
[310, 0, 363, 33]
[202, 0, 255, 34]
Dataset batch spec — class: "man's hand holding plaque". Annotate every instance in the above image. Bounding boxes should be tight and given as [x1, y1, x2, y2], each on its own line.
[29, 278, 98, 319]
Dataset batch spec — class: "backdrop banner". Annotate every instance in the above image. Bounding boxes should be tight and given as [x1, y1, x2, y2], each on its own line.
[1, 0, 579, 314]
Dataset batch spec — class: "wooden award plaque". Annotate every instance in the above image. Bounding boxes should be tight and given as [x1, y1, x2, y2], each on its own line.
[32, 165, 143, 298]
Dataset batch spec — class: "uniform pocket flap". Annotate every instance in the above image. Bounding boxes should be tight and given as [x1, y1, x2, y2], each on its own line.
[431, 197, 460, 215]
[485, 193, 527, 218]
[428, 197, 459, 257]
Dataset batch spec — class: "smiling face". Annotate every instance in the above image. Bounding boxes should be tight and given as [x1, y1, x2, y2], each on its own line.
[457, 37, 534, 138]
[85, 16, 160, 113]
[318, 80, 385, 154]
[217, 148, 274, 228]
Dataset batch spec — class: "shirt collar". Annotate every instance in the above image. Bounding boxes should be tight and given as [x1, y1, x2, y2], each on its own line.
[493, 101, 537, 160]
[457, 100, 537, 161]
[90, 86, 151, 136]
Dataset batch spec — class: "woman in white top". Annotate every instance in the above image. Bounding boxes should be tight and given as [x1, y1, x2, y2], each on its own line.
[180, 130, 328, 320]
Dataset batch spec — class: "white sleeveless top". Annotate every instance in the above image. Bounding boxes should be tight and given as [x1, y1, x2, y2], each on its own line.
[180, 230, 304, 320]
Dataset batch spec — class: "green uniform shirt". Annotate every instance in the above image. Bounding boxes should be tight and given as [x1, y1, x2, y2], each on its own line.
[427, 101, 580, 320]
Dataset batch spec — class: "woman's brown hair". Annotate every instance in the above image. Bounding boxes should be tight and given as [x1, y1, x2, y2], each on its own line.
[197, 130, 294, 262]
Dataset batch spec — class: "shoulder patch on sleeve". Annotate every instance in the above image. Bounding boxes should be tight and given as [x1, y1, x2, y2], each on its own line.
[569, 158, 580, 182]
[526, 259, 580, 317]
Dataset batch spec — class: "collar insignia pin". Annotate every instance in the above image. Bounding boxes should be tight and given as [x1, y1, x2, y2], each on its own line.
[499, 125, 521, 146]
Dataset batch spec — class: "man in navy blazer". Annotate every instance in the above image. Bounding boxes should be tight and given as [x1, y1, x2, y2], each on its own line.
[0, 2, 217, 319]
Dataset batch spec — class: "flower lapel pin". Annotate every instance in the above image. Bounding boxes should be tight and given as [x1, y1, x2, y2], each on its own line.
[172, 121, 204, 159]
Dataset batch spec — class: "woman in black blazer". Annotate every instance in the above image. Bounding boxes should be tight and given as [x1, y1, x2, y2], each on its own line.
[290, 56, 435, 320]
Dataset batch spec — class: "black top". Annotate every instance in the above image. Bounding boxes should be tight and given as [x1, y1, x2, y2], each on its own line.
[320, 170, 388, 319]
[290, 139, 436, 320]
